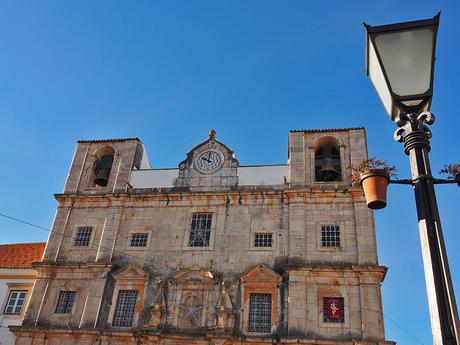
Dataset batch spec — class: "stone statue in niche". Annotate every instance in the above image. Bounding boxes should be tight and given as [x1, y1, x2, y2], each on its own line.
[215, 281, 234, 332]
[146, 280, 167, 328]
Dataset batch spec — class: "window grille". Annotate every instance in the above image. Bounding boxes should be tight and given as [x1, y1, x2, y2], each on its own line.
[248, 293, 272, 333]
[112, 290, 138, 328]
[4, 290, 27, 314]
[130, 233, 148, 247]
[254, 233, 273, 247]
[188, 213, 212, 247]
[323, 297, 345, 323]
[321, 225, 340, 247]
[55, 291, 76, 314]
[74, 226, 92, 247]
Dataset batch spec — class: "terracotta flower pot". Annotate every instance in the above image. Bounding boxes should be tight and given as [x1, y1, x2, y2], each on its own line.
[359, 169, 390, 210]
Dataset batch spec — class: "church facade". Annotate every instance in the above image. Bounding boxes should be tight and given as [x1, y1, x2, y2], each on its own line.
[12, 128, 395, 345]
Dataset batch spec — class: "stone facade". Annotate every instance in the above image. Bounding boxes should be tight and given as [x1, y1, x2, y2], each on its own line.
[12, 129, 395, 345]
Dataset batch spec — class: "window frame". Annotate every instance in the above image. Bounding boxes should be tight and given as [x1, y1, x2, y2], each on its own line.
[183, 211, 216, 250]
[254, 233, 273, 248]
[72, 226, 94, 248]
[1, 283, 33, 318]
[188, 213, 212, 247]
[108, 266, 148, 329]
[317, 223, 345, 252]
[55, 290, 77, 315]
[321, 224, 341, 248]
[248, 292, 272, 333]
[318, 291, 350, 329]
[3, 290, 28, 315]
[112, 290, 138, 328]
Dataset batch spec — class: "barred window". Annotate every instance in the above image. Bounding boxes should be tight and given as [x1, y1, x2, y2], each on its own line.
[321, 225, 340, 247]
[74, 226, 92, 247]
[4, 290, 27, 315]
[323, 297, 345, 323]
[248, 293, 272, 333]
[130, 233, 148, 247]
[254, 233, 273, 247]
[112, 290, 138, 328]
[188, 213, 212, 247]
[55, 291, 76, 314]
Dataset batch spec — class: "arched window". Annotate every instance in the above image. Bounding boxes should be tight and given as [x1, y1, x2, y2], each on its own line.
[314, 137, 342, 182]
[93, 147, 115, 187]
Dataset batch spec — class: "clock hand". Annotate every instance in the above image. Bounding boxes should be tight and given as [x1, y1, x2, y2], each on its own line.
[201, 156, 211, 163]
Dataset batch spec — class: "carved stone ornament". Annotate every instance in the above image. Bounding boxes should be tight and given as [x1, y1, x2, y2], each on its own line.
[215, 281, 234, 332]
[146, 281, 167, 328]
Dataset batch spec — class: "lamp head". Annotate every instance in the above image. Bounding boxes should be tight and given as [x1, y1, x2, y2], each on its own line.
[365, 13, 440, 121]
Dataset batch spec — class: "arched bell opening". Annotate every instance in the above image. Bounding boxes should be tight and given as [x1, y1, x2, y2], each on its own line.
[93, 146, 115, 187]
[314, 137, 342, 182]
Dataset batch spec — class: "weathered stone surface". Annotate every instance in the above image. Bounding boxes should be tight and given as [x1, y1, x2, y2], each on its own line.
[13, 129, 394, 345]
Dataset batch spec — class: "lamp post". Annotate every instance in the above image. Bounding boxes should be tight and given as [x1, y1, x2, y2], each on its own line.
[364, 14, 460, 345]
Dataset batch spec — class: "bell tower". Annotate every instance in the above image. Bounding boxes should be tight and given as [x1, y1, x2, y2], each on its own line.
[63, 138, 145, 194]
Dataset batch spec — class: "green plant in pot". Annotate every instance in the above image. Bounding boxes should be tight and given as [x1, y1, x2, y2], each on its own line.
[350, 157, 397, 210]
[439, 163, 460, 186]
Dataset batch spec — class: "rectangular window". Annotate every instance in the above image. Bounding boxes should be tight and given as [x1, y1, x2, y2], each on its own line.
[55, 291, 76, 314]
[188, 213, 212, 247]
[74, 226, 92, 247]
[254, 233, 273, 247]
[4, 290, 27, 315]
[248, 293, 272, 333]
[112, 290, 138, 328]
[130, 233, 149, 247]
[321, 225, 340, 247]
[323, 297, 345, 323]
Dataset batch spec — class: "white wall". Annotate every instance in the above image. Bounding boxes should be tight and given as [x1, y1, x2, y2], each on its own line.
[237, 165, 288, 186]
[0, 269, 35, 345]
[129, 165, 289, 189]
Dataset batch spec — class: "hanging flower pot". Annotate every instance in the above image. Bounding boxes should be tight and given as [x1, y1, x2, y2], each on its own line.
[359, 169, 390, 210]
[349, 157, 397, 210]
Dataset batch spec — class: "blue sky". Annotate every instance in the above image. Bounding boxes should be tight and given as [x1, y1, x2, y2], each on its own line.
[0, 1, 459, 344]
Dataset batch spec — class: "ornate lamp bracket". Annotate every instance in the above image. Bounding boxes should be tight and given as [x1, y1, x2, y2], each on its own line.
[393, 111, 435, 155]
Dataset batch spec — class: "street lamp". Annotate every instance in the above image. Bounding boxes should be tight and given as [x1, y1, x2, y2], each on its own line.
[364, 14, 460, 345]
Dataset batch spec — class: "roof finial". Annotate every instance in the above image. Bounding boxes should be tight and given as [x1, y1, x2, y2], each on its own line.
[209, 129, 216, 140]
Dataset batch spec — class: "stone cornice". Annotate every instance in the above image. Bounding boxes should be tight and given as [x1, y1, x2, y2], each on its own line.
[286, 264, 388, 282]
[54, 187, 363, 208]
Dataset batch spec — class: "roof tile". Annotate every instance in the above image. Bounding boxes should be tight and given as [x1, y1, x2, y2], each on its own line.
[0, 242, 46, 269]
[290, 127, 365, 133]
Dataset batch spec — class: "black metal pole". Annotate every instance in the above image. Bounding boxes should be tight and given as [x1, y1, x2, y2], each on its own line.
[395, 112, 460, 345]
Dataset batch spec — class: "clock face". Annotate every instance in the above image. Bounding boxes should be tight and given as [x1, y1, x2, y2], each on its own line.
[196, 150, 223, 173]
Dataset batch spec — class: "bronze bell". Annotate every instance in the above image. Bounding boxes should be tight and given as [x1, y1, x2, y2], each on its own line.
[320, 157, 339, 181]
[94, 155, 114, 187]
[94, 168, 110, 187]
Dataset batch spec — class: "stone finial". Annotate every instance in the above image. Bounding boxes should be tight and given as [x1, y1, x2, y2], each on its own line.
[209, 129, 216, 140]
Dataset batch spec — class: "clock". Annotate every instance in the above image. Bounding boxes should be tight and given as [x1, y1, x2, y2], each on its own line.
[195, 150, 223, 174]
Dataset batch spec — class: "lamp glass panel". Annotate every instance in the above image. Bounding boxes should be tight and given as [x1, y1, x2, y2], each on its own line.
[374, 28, 434, 96]
[368, 37, 393, 117]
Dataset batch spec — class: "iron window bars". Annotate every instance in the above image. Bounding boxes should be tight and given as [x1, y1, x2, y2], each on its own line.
[74, 226, 92, 247]
[248, 293, 272, 332]
[130, 233, 148, 247]
[321, 225, 340, 247]
[254, 233, 273, 247]
[55, 291, 76, 314]
[112, 290, 138, 328]
[188, 213, 212, 247]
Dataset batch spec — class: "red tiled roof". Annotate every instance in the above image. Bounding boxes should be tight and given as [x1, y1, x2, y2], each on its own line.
[290, 127, 365, 133]
[0, 242, 46, 269]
